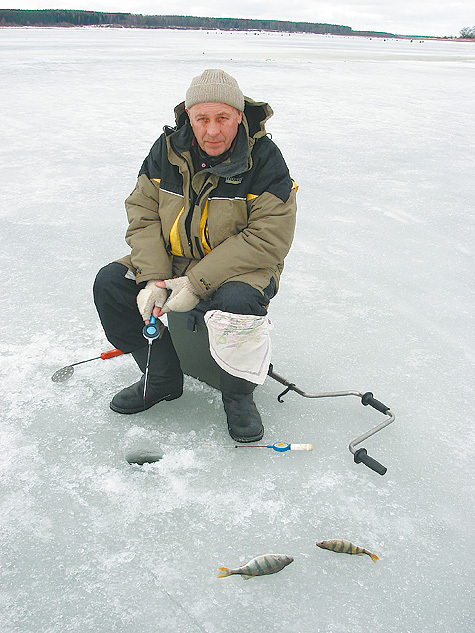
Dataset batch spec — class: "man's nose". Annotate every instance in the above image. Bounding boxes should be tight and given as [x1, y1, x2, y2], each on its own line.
[207, 120, 220, 136]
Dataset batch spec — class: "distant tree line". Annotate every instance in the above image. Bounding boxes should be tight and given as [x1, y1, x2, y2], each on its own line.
[0, 9, 377, 36]
[0, 9, 132, 27]
[459, 26, 475, 39]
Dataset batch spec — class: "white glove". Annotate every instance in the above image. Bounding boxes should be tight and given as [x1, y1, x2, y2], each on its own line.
[162, 276, 200, 313]
[136, 280, 168, 320]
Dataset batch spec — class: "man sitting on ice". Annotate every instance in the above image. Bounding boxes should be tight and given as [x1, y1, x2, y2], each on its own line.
[93, 68, 297, 442]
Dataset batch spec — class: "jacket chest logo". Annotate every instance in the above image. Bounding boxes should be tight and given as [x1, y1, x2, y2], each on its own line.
[225, 175, 243, 185]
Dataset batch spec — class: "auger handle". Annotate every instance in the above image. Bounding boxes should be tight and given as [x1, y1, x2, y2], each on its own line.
[100, 349, 124, 360]
[353, 448, 387, 476]
[361, 392, 390, 415]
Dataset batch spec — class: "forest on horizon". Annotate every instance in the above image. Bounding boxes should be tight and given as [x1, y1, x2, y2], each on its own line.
[0, 9, 400, 38]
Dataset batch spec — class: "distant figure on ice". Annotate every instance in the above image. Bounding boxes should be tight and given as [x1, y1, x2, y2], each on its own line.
[93, 68, 297, 442]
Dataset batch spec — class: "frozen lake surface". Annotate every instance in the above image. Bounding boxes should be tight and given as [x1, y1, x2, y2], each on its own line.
[1, 27, 474, 632]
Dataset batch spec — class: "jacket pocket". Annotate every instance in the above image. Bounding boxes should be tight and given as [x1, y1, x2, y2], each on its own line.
[206, 198, 248, 248]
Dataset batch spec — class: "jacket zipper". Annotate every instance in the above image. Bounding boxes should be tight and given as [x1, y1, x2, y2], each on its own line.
[171, 138, 215, 259]
[185, 180, 214, 258]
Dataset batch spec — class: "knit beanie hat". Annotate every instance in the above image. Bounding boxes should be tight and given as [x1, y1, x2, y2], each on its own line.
[185, 69, 245, 112]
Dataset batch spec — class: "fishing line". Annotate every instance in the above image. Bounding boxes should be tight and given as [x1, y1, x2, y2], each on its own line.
[146, 567, 210, 633]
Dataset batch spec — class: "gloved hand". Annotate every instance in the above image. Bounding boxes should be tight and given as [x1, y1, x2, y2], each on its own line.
[136, 280, 168, 320]
[161, 276, 200, 313]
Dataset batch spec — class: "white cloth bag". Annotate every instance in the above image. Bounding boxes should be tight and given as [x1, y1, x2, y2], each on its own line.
[203, 310, 272, 385]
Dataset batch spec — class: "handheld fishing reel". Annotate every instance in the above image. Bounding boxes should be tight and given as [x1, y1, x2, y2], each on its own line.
[143, 315, 161, 341]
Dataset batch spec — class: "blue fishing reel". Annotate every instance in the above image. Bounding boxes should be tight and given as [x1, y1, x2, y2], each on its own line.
[270, 442, 291, 452]
[143, 315, 161, 341]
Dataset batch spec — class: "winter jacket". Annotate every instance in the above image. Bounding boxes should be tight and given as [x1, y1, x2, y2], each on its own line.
[117, 97, 297, 300]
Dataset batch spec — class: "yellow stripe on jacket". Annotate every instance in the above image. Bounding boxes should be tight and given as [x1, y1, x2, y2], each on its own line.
[246, 180, 298, 202]
[169, 207, 185, 256]
[200, 202, 211, 254]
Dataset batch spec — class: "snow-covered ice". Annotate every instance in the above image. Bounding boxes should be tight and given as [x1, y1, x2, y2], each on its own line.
[1, 27, 474, 632]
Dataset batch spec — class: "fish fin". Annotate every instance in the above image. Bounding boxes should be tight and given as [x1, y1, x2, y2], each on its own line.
[369, 553, 379, 563]
[241, 575, 254, 580]
[217, 567, 231, 578]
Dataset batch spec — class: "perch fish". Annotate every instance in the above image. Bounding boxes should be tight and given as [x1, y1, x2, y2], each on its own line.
[218, 554, 294, 579]
[316, 539, 379, 562]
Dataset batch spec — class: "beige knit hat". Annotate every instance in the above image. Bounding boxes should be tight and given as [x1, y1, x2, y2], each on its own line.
[185, 69, 245, 112]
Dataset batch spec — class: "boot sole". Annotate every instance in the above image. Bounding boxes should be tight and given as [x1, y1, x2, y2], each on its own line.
[110, 391, 182, 415]
[228, 424, 264, 443]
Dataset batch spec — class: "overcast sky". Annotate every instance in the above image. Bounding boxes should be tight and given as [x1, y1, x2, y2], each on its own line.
[6, 1, 474, 37]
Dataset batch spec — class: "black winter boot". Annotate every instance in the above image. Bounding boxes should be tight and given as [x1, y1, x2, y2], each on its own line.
[220, 370, 264, 443]
[110, 328, 183, 414]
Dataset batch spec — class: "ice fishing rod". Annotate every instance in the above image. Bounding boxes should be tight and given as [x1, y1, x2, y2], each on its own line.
[233, 442, 313, 452]
[142, 315, 162, 402]
[267, 364, 394, 475]
[51, 348, 124, 382]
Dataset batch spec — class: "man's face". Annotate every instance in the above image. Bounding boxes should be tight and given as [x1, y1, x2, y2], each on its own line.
[186, 102, 242, 157]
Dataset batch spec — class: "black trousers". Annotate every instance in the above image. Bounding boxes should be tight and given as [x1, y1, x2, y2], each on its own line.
[93, 262, 275, 354]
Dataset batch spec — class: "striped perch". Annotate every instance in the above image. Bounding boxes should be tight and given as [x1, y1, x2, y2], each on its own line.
[218, 554, 294, 579]
[316, 539, 379, 562]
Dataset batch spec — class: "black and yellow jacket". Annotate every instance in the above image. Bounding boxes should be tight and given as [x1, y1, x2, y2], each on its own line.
[117, 97, 297, 301]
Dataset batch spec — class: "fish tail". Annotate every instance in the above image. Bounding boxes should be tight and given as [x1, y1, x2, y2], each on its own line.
[217, 567, 232, 578]
[362, 549, 379, 562]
